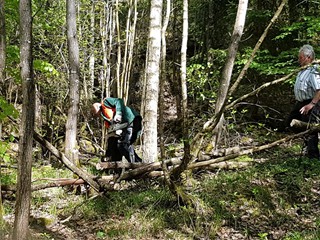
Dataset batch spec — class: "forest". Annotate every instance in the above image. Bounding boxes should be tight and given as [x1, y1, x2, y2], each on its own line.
[1, 0, 320, 239]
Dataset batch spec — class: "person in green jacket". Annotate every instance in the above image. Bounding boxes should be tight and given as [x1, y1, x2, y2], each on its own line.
[92, 97, 142, 163]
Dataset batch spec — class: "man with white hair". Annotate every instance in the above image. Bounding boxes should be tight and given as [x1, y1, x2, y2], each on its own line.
[287, 44, 320, 159]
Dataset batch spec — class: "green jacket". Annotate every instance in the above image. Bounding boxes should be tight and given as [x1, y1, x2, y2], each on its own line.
[103, 97, 140, 124]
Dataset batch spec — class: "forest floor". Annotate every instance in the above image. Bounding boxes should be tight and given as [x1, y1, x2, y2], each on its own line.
[2, 131, 320, 240]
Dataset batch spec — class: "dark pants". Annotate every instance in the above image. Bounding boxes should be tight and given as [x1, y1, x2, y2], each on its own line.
[287, 100, 320, 159]
[105, 116, 142, 163]
[105, 136, 122, 162]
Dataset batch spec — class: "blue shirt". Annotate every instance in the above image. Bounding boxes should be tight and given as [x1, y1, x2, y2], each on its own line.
[294, 65, 320, 102]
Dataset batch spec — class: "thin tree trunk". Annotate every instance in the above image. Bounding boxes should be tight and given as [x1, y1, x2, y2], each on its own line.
[121, 0, 132, 102]
[123, 0, 138, 103]
[65, 0, 80, 165]
[87, 0, 95, 101]
[0, 0, 4, 85]
[142, 0, 163, 163]
[192, 0, 248, 155]
[229, 0, 288, 95]
[159, 0, 171, 159]
[0, 0, 4, 230]
[115, 0, 122, 98]
[213, 0, 248, 147]
[13, 0, 35, 238]
[159, 0, 171, 185]
[170, 0, 190, 181]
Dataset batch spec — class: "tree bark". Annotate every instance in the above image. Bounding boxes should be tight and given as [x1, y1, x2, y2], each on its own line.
[142, 0, 163, 163]
[0, 0, 4, 85]
[65, 0, 80, 165]
[170, 0, 190, 182]
[212, 0, 248, 147]
[0, 0, 4, 231]
[13, 0, 35, 238]
[86, 0, 95, 102]
[198, 0, 288, 140]
[191, 0, 248, 156]
[290, 119, 320, 131]
[229, 0, 288, 95]
[159, 0, 171, 184]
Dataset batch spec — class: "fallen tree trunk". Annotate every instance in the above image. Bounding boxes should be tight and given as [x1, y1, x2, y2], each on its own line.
[290, 119, 320, 131]
[24, 121, 311, 191]
[33, 132, 100, 192]
[189, 129, 310, 169]
[2, 178, 85, 193]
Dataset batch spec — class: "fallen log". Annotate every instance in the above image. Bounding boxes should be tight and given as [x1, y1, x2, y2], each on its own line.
[33, 132, 100, 192]
[2, 178, 86, 193]
[189, 129, 311, 169]
[26, 121, 312, 191]
[290, 119, 320, 131]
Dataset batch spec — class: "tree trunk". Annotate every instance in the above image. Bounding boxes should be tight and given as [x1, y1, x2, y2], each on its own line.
[212, 0, 248, 147]
[192, 0, 248, 155]
[13, 0, 35, 238]
[0, 0, 4, 86]
[170, 0, 190, 181]
[87, 0, 95, 102]
[65, 0, 80, 165]
[123, 0, 138, 103]
[142, 0, 163, 163]
[229, 0, 288, 95]
[0, 0, 4, 230]
[159, 0, 171, 159]
[115, 0, 122, 98]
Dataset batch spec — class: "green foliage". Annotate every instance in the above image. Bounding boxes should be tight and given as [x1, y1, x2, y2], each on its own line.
[274, 16, 320, 44]
[187, 49, 226, 103]
[6, 45, 21, 83]
[0, 97, 19, 168]
[235, 47, 296, 76]
[0, 96, 19, 121]
[33, 60, 59, 77]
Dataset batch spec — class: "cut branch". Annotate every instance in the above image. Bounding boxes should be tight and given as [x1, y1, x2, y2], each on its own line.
[290, 119, 320, 131]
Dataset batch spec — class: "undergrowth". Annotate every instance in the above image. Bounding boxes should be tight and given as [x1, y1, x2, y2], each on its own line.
[2, 139, 320, 239]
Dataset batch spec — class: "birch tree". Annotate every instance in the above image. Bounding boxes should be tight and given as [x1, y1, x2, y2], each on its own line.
[142, 0, 163, 163]
[65, 0, 80, 165]
[12, 0, 35, 238]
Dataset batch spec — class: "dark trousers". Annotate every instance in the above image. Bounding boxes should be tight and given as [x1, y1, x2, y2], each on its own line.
[105, 116, 142, 163]
[287, 100, 320, 158]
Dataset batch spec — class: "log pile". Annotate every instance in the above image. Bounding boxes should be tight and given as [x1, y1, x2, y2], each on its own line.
[2, 119, 316, 193]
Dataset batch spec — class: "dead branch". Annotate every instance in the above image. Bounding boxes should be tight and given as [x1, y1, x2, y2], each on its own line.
[33, 132, 100, 192]
[290, 119, 320, 131]
[31, 179, 85, 191]
[2, 179, 86, 193]
[189, 129, 311, 169]
[227, 72, 296, 110]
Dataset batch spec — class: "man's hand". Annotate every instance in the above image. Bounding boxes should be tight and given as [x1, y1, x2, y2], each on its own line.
[300, 103, 314, 115]
[114, 114, 122, 123]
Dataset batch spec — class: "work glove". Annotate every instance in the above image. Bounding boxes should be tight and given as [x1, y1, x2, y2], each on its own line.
[114, 114, 122, 123]
[115, 130, 123, 136]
